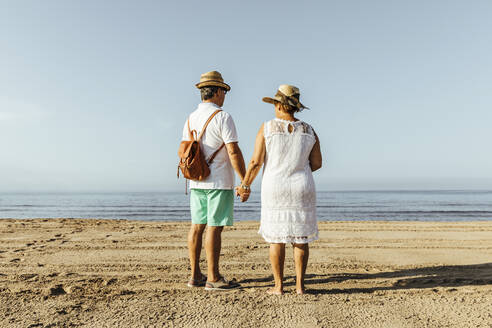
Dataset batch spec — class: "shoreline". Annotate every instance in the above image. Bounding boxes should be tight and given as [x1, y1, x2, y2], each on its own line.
[2, 217, 492, 222]
[1, 219, 491, 327]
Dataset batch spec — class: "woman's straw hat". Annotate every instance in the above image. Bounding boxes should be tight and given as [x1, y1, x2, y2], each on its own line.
[262, 84, 308, 110]
[195, 71, 231, 91]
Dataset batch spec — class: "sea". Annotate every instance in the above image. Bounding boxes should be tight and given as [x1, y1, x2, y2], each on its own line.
[1, 190, 491, 222]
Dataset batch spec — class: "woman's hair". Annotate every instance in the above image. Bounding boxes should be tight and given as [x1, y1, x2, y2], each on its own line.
[278, 102, 300, 114]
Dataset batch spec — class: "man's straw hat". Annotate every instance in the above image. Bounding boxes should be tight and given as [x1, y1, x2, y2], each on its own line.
[195, 71, 231, 91]
[262, 84, 308, 110]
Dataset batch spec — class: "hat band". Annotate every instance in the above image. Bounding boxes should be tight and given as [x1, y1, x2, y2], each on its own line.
[275, 90, 306, 110]
[200, 79, 224, 84]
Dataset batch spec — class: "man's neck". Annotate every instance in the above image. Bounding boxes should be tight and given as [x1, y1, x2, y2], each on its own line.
[203, 99, 221, 107]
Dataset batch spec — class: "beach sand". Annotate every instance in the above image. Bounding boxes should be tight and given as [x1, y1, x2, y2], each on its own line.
[1, 219, 491, 328]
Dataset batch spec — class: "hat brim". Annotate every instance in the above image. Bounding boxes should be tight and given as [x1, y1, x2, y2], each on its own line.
[262, 97, 279, 105]
[196, 81, 231, 91]
[262, 96, 308, 110]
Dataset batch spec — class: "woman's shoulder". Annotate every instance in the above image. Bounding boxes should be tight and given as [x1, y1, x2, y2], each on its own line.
[263, 118, 284, 135]
[298, 120, 315, 134]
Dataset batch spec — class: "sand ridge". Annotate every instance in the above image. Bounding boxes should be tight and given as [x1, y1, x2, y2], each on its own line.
[1, 219, 491, 327]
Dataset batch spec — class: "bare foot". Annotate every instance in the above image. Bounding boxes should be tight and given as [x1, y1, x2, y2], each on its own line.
[267, 288, 283, 295]
[296, 288, 306, 295]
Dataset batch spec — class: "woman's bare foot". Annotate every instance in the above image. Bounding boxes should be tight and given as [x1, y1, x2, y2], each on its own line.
[267, 288, 283, 295]
[296, 288, 306, 295]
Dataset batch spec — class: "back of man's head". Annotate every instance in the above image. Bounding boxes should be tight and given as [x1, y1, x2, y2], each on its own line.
[200, 86, 219, 101]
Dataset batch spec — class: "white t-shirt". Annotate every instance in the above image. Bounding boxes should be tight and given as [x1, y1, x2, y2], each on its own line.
[182, 102, 238, 190]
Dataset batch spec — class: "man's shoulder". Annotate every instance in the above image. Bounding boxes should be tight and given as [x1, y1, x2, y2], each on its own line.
[188, 106, 213, 121]
[216, 109, 234, 121]
[199, 108, 234, 124]
[188, 104, 235, 128]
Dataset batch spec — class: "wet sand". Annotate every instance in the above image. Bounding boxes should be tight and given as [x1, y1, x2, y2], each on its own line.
[1, 219, 491, 327]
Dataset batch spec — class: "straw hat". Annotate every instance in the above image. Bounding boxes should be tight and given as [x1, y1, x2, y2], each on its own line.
[262, 84, 308, 110]
[195, 70, 231, 91]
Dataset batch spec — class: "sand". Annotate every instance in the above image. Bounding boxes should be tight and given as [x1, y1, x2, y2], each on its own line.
[0, 219, 491, 328]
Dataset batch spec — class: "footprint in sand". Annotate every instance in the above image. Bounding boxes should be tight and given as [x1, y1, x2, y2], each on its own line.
[19, 274, 38, 281]
[103, 278, 118, 286]
[118, 289, 136, 296]
[44, 284, 66, 296]
[27, 323, 43, 328]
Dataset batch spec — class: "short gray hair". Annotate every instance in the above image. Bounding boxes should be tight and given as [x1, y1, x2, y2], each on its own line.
[200, 86, 219, 101]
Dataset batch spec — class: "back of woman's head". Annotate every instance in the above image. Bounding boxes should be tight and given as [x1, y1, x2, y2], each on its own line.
[278, 102, 300, 114]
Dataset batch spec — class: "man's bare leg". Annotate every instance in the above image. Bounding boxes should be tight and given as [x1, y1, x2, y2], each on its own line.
[293, 243, 309, 294]
[268, 243, 285, 294]
[205, 226, 224, 282]
[187, 223, 206, 280]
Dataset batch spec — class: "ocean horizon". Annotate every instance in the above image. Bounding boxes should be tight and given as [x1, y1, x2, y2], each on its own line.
[1, 190, 491, 222]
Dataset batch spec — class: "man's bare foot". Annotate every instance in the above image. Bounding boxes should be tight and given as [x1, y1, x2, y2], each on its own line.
[267, 288, 283, 295]
[296, 288, 306, 295]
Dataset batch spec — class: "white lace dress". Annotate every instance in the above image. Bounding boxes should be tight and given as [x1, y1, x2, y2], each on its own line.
[258, 118, 318, 244]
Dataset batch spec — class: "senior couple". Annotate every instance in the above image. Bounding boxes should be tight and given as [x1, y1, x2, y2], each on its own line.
[182, 71, 322, 295]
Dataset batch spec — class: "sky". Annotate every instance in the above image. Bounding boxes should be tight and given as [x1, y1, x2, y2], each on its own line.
[1, 0, 491, 192]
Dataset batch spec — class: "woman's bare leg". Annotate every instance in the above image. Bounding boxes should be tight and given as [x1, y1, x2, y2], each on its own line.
[268, 243, 285, 294]
[293, 243, 309, 294]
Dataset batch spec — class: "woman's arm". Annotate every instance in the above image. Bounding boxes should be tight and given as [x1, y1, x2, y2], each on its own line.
[309, 130, 322, 172]
[236, 124, 266, 201]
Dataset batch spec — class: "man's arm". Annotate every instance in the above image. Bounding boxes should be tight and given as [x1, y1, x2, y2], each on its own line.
[225, 142, 246, 181]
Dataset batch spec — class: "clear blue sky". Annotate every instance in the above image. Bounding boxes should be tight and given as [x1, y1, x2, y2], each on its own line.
[1, 0, 491, 192]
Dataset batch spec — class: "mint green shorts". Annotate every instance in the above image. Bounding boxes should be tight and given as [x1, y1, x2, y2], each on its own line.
[190, 189, 234, 226]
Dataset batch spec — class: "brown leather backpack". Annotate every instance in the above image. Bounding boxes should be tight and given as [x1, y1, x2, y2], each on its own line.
[177, 109, 225, 184]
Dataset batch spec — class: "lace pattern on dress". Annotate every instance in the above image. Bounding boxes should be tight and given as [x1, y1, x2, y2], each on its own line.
[259, 231, 319, 244]
[264, 119, 315, 138]
[259, 119, 318, 244]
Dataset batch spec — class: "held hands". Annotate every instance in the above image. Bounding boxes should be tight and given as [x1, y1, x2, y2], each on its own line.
[235, 184, 251, 202]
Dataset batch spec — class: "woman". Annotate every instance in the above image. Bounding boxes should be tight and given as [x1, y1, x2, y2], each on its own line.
[236, 84, 322, 295]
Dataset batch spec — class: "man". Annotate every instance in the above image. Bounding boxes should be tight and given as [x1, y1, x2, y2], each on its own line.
[183, 70, 246, 290]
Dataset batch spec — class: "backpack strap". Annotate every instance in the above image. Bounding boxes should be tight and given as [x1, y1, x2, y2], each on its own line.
[207, 143, 225, 164]
[187, 118, 197, 141]
[197, 109, 222, 141]
[187, 109, 224, 165]
[199, 109, 224, 163]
